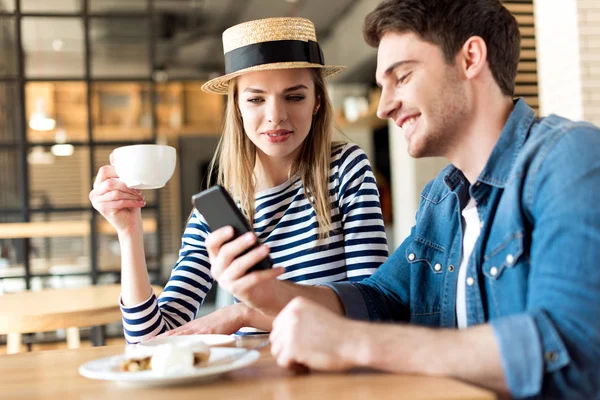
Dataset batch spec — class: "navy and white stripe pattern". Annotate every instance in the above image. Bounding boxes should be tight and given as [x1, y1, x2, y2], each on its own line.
[121, 143, 388, 343]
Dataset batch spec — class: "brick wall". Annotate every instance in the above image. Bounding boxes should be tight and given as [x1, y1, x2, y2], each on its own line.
[578, 0, 600, 125]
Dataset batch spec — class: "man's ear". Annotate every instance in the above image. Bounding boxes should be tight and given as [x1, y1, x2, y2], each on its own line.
[459, 36, 488, 80]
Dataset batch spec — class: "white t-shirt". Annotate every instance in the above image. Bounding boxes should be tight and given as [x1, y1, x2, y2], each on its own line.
[456, 198, 481, 329]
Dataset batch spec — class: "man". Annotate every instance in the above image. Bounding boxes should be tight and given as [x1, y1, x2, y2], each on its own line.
[206, 0, 600, 398]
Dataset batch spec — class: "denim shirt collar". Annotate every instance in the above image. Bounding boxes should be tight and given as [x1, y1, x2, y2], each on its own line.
[477, 98, 536, 188]
[444, 98, 536, 191]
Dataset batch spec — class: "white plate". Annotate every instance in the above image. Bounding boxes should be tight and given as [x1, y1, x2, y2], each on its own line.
[140, 334, 236, 348]
[79, 347, 260, 387]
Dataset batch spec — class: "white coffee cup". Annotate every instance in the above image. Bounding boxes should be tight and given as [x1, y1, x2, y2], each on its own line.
[112, 144, 176, 190]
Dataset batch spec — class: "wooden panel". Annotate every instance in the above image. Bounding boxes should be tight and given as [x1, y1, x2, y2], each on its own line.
[504, 4, 534, 14]
[0, 221, 89, 239]
[0, 284, 163, 334]
[520, 26, 536, 37]
[520, 49, 537, 60]
[183, 83, 224, 134]
[98, 219, 156, 234]
[514, 85, 539, 95]
[0, 219, 156, 239]
[515, 14, 535, 25]
[516, 73, 538, 83]
[159, 136, 182, 254]
[503, 0, 538, 112]
[518, 61, 537, 72]
[29, 148, 89, 208]
[521, 38, 537, 49]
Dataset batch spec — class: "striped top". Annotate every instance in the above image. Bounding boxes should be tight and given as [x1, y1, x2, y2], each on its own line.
[121, 143, 388, 343]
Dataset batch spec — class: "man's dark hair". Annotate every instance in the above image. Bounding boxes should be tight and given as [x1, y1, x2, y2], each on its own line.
[363, 0, 520, 96]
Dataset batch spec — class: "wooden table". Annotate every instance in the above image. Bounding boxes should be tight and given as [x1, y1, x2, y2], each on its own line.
[0, 337, 495, 399]
[0, 284, 162, 354]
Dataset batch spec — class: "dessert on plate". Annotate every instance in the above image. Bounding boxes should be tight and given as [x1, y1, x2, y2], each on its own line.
[121, 340, 211, 373]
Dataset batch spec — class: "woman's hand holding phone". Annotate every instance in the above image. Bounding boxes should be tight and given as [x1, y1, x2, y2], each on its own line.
[206, 226, 285, 314]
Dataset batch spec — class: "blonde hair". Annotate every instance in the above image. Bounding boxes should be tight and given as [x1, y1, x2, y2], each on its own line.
[208, 69, 335, 240]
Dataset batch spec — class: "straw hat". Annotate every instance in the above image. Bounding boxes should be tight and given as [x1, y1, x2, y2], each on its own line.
[201, 17, 346, 94]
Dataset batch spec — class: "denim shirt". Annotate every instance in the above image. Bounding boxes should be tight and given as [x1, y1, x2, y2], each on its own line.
[325, 99, 600, 399]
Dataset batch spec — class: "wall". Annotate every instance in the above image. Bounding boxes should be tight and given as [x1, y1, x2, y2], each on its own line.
[388, 121, 448, 249]
[535, 0, 584, 119]
[578, 0, 600, 125]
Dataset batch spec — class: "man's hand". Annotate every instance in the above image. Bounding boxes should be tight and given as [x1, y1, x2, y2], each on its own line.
[270, 297, 361, 371]
[269, 297, 509, 397]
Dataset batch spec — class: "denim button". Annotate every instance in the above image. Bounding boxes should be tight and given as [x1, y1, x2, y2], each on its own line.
[408, 253, 416, 261]
[448, 265, 455, 272]
[506, 254, 515, 265]
[490, 266, 498, 276]
[545, 351, 559, 362]
[466, 277, 475, 286]
[434, 263, 442, 271]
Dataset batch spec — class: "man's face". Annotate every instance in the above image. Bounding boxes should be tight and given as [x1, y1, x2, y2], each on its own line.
[375, 31, 469, 158]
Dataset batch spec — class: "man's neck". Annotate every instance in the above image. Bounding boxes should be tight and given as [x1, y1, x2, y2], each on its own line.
[449, 96, 515, 184]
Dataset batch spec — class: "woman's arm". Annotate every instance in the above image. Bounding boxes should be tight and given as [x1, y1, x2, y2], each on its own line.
[120, 209, 216, 343]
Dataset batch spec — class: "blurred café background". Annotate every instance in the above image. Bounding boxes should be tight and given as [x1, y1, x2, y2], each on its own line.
[0, 0, 598, 351]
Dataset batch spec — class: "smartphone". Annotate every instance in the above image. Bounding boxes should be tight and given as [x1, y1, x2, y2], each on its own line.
[191, 185, 273, 274]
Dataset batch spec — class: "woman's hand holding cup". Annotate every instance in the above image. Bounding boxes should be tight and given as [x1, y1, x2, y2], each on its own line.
[89, 153, 146, 236]
[89, 145, 176, 236]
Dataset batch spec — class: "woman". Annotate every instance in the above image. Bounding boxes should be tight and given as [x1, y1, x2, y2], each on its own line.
[90, 17, 388, 343]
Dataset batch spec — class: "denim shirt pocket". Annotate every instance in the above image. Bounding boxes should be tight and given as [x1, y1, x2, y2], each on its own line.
[482, 232, 524, 280]
[405, 235, 446, 274]
[483, 231, 530, 318]
[405, 236, 445, 323]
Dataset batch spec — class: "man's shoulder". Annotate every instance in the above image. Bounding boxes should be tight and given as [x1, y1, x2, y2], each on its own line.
[523, 115, 600, 172]
[535, 113, 598, 132]
[528, 114, 600, 149]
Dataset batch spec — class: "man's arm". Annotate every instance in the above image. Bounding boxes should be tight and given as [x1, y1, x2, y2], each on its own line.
[272, 281, 345, 315]
[270, 298, 509, 396]
[485, 124, 600, 399]
[205, 225, 348, 316]
[358, 321, 508, 395]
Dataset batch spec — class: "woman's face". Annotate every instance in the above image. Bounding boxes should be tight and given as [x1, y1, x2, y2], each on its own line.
[236, 68, 319, 162]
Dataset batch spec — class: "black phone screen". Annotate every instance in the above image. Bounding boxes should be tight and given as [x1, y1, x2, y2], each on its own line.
[192, 185, 273, 273]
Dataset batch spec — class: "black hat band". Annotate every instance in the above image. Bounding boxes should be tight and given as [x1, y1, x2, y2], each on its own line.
[224, 39, 325, 74]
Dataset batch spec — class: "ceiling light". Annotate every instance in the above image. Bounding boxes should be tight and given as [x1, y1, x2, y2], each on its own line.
[52, 39, 64, 52]
[153, 69, 168, 82]
[51, 144, 74, 157]
[51, 128, 74, 157]
[29, 98, 56, 131]
[28, 147, 55, 165]
[55, 128, 68, 143]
